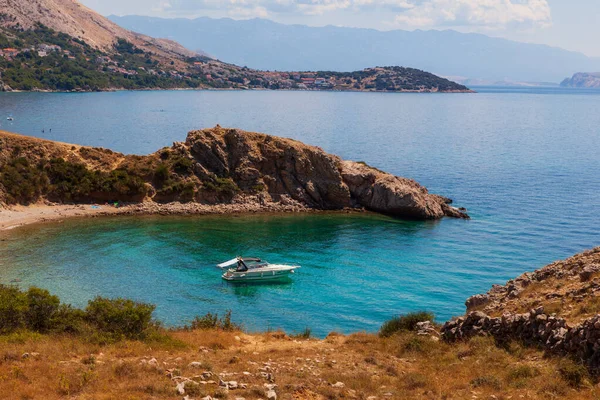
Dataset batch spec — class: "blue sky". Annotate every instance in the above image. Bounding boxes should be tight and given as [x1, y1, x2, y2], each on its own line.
[81, 0, 600, 57]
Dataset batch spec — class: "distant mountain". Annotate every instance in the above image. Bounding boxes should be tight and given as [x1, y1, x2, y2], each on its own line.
[561, 73, 600, 89]
[109, 15, 600, 84]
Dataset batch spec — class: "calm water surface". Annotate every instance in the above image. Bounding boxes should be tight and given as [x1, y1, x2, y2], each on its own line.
[0, 88, 599, 335]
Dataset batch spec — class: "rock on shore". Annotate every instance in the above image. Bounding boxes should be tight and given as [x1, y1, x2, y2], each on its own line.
[0, 126, 468, 220]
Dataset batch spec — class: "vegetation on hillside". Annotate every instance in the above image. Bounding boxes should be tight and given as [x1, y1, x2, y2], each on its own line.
[0, 24, 207, 91]
[0, 156, 148, 204]
[0, 24, 469, 92]
[0, 283, 598, 399]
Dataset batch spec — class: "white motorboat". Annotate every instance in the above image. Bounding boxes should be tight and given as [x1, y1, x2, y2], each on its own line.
[6, 117, 13, 121]
[218, 257, 300, 282]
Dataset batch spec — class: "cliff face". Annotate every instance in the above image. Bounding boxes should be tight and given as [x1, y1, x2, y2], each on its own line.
[0, 127, 469, 220]
[560, 72, 600, 88]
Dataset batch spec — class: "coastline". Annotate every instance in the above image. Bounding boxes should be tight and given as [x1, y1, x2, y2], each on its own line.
[0, 200, 366, 232]
[2, 86, 476, 94]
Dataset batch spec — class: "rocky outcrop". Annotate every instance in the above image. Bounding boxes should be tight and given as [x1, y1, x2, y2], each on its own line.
[442, 308, 600, 372]
[0, 127, 468, 220]
[465, 247, 600, 319]
[340, 161, 466, 219]
[560, 72, 600, 89]
[182, 127, 468, 219]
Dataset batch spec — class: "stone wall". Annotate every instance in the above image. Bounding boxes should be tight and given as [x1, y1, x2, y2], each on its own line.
[441, 308, 600, 372]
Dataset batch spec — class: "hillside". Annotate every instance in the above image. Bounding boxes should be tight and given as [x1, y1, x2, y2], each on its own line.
[0, 0, 197, 63]
[0, 127, 469, 220]
[0, 0, 470, 92]
[561, 72, 600, 88]
[110, 15, 600, 83]
[0, 23, 469, 92]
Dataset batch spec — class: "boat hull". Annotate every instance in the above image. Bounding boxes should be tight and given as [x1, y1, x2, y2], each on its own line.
[222, 266, 297, 282]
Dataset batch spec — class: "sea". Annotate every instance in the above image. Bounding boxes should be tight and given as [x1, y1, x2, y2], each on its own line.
[0, 86, 599, 336]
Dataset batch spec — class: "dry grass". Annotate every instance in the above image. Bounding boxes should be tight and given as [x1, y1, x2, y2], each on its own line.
[0, 328, 598, 400]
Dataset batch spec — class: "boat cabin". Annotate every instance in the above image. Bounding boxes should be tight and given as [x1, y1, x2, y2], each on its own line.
[236, 257, 268, 271]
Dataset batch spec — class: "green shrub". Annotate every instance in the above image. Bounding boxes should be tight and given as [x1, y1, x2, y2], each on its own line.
[558, 359, 589, 388]
[379, 311, 434, 337]
[85, 297, 156, 340]
[154, 163, 170, 184]
[172, 157, 193, 175]
[50, 304, 86, 334]
[0, 158, 47, 204]
[402, 336, 432, 353]
[0, 285, 28, 333]
[190, 310, 241, 331]
[203, 177, 239, 196]
[292, 327, 312, 339]
[0, 285, 85, 334]
[191, 312, 219, 329]
[25, 287, 60, 333]
[507, 365, 539, 382]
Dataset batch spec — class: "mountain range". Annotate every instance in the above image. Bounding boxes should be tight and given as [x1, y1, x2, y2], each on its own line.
[109, 15, 600, 84]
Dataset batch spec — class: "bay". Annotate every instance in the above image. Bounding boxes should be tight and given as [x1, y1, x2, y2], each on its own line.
[0, 87, 599, 336]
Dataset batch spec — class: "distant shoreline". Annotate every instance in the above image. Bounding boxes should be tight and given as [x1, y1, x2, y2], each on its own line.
[1, 86, 476, 94]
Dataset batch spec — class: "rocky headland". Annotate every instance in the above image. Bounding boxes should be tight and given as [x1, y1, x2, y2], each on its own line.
[0, 127, 469, 225]
[561, 72, 600, 89]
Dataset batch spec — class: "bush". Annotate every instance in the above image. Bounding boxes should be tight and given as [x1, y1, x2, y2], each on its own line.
[507, 365, 539, 382]
[0, 285, 28, 333]
[0, 285, 83, 334]
[0, 158, 47, 204]
[203, 177, 239, 196]
[292, 327, 312, 339]
[25, 287, 60, 332]
[85, 297, 156, 340]
[471, 375, 501, 390]
[558, 359, 589, 388]
[190, 310, 241, 331]
[379, 311, 434, 337]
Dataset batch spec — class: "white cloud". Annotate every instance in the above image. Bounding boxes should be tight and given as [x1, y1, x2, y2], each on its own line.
[152, 0, 429, 17]
[393, 0, 552, 30]
[148, 0, 551, 30]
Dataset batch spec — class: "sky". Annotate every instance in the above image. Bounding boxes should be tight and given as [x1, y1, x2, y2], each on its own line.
[80, 0, 600, 58]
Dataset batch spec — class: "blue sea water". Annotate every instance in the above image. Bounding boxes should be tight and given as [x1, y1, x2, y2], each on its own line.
[0, 87, 599, 336]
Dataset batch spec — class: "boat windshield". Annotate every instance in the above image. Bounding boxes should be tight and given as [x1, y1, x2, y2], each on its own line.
[236, 258, 268, 271]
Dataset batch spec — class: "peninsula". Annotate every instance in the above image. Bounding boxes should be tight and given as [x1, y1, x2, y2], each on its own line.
[0, 127, 469, 229]
[0, 0, 471, 93]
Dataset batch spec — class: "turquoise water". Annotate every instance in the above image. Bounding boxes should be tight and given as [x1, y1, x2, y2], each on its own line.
[0, 88, 599, 335]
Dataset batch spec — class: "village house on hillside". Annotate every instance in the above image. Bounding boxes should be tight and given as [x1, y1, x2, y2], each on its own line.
[0, 48, 19, 59]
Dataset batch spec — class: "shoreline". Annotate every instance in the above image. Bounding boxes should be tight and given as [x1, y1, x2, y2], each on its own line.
[2, 86, 476, 94]
[0, 200, 368, 232]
